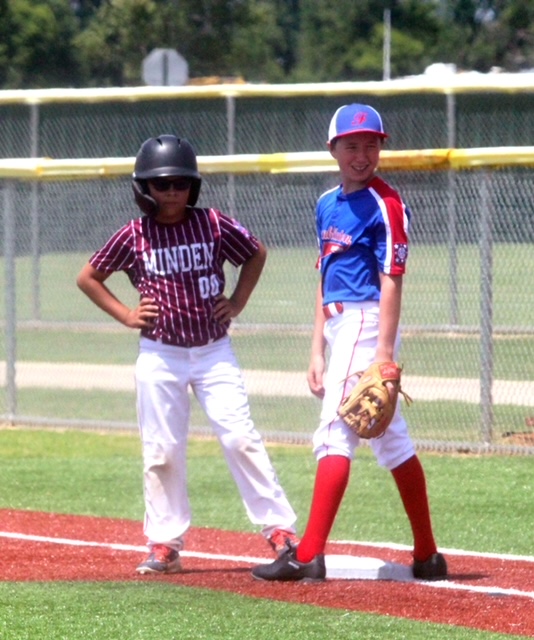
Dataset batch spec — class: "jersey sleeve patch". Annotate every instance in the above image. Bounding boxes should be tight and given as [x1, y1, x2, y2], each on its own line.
[394, 242, 408, 266]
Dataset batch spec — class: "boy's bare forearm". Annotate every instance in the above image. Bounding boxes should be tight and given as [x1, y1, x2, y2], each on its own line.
[376, 273, 403, 361]
[229, 243, 267, 313]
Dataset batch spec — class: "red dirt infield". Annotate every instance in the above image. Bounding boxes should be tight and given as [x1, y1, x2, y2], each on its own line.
[2, 508, 534, 637]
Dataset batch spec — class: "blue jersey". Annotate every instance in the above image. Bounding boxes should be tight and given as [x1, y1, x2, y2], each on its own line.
[316, 176, 410, 304]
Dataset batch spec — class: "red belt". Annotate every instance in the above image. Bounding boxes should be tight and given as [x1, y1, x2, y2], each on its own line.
[322, 302, 344, 319]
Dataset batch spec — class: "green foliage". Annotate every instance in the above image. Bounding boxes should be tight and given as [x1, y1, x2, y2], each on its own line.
[0, 0, 10, 85]
[230, 1, 287, 82]
[4, 0, 81, 88]
[293, 0, 443, 81]
[71, 0, 104, 28]
[74, 0, 161, 86]
[2, 0, 534, 88]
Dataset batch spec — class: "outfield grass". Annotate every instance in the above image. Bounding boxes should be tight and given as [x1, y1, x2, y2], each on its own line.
[1, 429, 533, 555]
[0, 428, 532, 639]
[3, 320, 534, 442]
[2, 246, 533, 383]
[2, 244, 534, 327]
[1, 387, 531, 444]
[1, 245, 533, 448]
[0, 582, 517, 640]
[3, 326, 534, 443]
[7, 326, 534, 380]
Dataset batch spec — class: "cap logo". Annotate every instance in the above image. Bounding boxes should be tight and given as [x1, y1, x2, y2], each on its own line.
[352, 112, 368, 126]
[328, 104, 387, 143]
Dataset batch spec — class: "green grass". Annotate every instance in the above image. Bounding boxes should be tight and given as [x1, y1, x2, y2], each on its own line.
[0, 428, 532, 639]
[0, 582, 517, 640]
[3, 388, 530, 444]
[401, 243, 534, 328]
[6, 327, 534, 380]
[2, 244, 534, 328]
[399, 334, 534, 379]
[1, 244, 533, 452]
[3, 326, 533, 444]
[11, 327, 140, 365]
[1, 429, 534, 554]
[2, 244, 533, 381]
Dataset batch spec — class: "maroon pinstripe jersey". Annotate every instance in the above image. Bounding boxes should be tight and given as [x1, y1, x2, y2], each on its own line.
[89, 208, 260, 347]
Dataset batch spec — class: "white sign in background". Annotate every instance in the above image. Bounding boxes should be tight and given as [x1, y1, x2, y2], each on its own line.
[142, 48, 189, 86]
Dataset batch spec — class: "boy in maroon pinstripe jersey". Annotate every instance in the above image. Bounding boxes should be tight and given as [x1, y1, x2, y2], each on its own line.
[77, 134, 297, 575]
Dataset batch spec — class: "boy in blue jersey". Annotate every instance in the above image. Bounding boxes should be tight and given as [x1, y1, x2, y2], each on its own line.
[252, 104, 447, 582]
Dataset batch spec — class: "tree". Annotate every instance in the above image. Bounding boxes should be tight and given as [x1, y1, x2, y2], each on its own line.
[1, 0, 82, 88]
[70, 0, 103, 27]
[74, 0, 292, 85]
[294, 0, 442, 81]
[435, 0, 534, 73]
[0, 0, 11, 86]
[2, 0, 534, 89]
[498, 0, 534, 70]
[155, 0, 288, 81]
[228, 0, 289, 81]
[74, 0, 163, 86]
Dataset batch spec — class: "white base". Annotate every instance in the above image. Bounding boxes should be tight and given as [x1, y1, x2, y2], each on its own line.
[325, 554, 413, 581]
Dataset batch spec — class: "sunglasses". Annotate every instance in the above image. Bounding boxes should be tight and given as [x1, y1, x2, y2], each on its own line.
[149, 178, 192, 192]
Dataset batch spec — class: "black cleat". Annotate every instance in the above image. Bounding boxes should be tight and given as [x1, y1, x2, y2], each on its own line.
[412, 552, 448, 580]
[252, 544, 326, 582]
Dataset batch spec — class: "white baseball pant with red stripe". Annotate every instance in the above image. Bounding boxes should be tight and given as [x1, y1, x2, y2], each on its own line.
[312, 301, 415, 470]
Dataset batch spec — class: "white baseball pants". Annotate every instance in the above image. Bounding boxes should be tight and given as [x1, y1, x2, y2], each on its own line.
[313, 302, 416, 470]
[135, 335, 297, 550]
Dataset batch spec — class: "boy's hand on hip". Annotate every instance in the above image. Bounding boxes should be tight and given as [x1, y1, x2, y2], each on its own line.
[213, 294, 241, 323]
[125, 297, 159, 329]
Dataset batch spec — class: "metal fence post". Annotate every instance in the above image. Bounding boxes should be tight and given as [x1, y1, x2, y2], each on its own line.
[225, 95, 239, 310]
[226, 94, 236, 217]
[2, 180, 17, 420]
[479, 171, 494, 443]
[446, 93, 459, 326]
[30, 103, 41, 320]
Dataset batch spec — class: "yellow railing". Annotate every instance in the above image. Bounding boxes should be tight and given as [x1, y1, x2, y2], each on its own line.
[1, 148, 534, 181]
[2, 73, 534, 105]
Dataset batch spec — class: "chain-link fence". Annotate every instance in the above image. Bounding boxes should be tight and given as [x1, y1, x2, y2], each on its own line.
[1, 148, 533, 454]
[1, 79, 534, 158]
[1, 82, 534, 452]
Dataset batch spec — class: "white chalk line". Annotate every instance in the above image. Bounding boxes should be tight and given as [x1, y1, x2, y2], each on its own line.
[333, 539, 534, 563]
[0, 531, 265, 565]
[2, 530, 534, 601]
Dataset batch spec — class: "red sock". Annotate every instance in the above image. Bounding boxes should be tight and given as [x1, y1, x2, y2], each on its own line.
[391, 455, 438, 562]
[296, 455, 351, 563]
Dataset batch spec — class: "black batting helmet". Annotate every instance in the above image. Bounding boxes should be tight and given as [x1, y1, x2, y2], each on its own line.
[132, 135, 202, 215]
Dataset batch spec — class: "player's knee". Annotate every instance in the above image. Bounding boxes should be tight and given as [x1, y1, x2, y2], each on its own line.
[142, 441, 180, 471]
[219, 430, 260, 455]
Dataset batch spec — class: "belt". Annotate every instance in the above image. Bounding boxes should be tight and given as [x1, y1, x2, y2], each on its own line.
[142, 334, 216, 349]
[322, 302, 344, 319]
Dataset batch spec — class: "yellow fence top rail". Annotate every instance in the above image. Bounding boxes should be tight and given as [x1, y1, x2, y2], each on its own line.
[1, 148, 534, 180]
[2, 74, 534, 105]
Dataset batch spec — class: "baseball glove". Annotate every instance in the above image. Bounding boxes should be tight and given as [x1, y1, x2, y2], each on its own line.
[337, 362, 412, 439]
